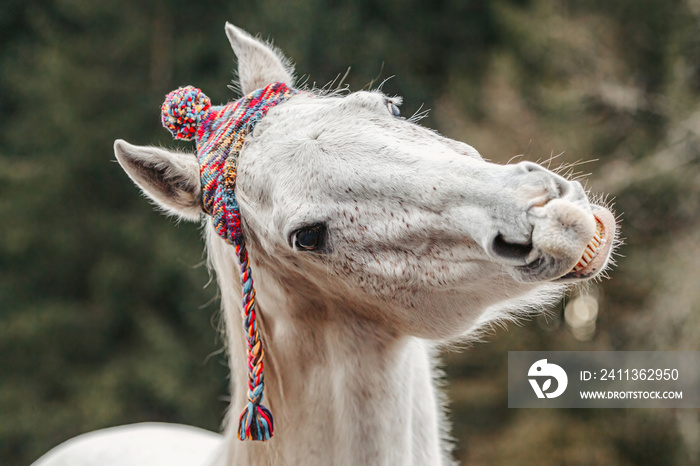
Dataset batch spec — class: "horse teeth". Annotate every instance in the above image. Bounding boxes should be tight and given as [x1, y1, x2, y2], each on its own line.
[571, 216, 607, 274]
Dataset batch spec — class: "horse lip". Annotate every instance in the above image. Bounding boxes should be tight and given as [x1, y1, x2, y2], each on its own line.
[511, 205, 616, 283]
[555, 207, 616, 282]
[518, 255, 546, 274]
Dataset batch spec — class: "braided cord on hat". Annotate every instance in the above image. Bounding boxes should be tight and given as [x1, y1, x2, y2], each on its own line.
[161, 82, 298, 441]
[235, 242, 273, 440]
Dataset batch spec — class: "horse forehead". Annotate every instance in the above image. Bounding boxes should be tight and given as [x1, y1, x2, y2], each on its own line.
[254, 93, 445, 158]
[240, 91, 482, 198]
[273, 92, 480, 155]
[260, 91, 395, 135]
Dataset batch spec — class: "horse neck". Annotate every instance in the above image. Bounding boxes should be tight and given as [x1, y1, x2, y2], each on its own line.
[206, 229, 451, 466]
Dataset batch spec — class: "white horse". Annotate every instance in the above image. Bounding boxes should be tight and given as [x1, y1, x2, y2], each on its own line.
[34, 23, 617, 466]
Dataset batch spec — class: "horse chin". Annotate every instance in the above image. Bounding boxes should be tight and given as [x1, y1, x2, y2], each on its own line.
[511, 205, 616, 284]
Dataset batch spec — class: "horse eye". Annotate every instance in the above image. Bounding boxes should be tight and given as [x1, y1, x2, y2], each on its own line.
[293, 224, 326, 251]
[387, 101, 401, 117]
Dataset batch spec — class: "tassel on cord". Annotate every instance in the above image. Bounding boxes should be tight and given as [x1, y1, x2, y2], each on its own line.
[235, 243, 274, 441]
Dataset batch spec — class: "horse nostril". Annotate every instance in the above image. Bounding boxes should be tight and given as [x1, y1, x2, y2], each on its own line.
[519, 161, 542, 173]
[518, 161, 572, 201]
[490, 233, 534, 264]
[553, 177, 569, 198]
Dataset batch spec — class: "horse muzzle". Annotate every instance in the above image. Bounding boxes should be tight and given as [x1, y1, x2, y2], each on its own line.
[483, 162, 617, 283]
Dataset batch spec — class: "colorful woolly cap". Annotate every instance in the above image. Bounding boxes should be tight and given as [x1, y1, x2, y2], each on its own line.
[162, 82, 298, 441]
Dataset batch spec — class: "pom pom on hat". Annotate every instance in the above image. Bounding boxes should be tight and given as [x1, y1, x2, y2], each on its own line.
[161, 86, 212, 140]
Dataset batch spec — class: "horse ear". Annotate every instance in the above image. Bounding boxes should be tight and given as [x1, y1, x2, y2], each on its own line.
[225, 22, 295, 95]
[114, 139, 203, 221]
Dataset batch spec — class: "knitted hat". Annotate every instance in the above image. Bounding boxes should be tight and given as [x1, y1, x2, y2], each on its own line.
[161, 82, 298, 441]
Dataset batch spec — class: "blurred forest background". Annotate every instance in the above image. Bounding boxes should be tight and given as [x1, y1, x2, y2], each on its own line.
[1, 0, 699, 464]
